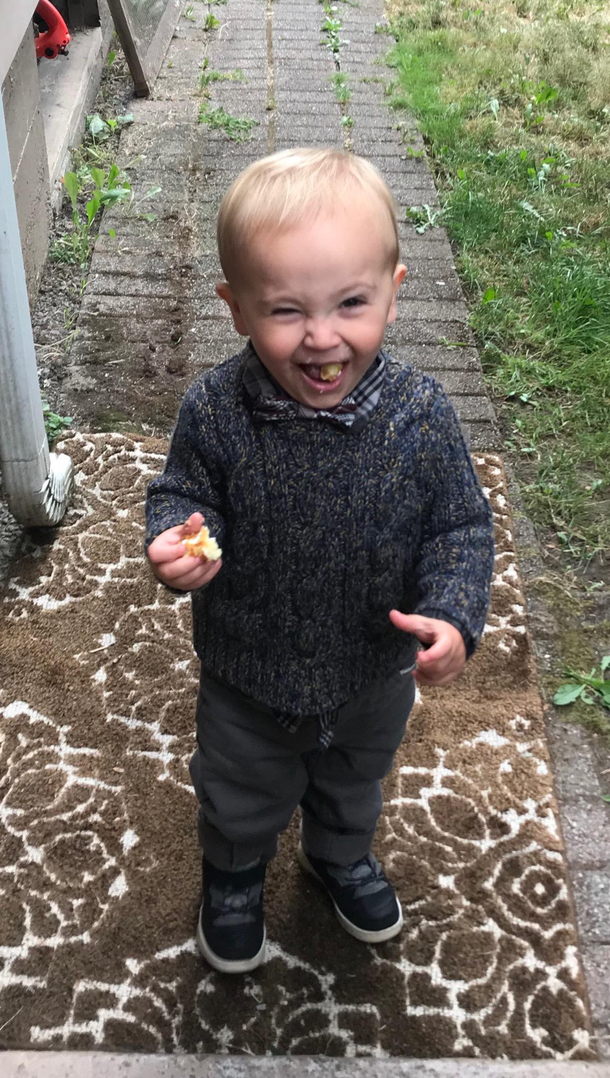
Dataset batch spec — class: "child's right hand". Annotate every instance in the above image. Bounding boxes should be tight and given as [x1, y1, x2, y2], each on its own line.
[147, 512, 223, 592]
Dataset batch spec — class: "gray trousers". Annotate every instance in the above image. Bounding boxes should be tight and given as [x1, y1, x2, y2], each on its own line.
[189, 663, 416, 871]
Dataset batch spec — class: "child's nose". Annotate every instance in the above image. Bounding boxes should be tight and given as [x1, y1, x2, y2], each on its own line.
[303, 317, 340, 351]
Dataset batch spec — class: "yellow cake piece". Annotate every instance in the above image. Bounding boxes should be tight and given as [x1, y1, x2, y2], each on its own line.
[320, 363, 342, 382]
[182, 525, 222, 561]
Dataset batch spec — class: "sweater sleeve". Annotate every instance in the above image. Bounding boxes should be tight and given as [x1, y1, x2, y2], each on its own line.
[144, 382, 225, 553]
[413, 386, 495, 658]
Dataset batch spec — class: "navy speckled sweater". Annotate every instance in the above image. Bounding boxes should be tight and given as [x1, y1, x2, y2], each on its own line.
[145, 350, 495, 716]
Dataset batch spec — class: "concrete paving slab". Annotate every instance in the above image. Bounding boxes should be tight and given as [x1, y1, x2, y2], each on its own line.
[401, 278, 464, 301]
[427, 369, 490, 396]
[462, 421, 503, 450]
[395, 345, 484, 372]
[448, 394, 497, 422]
[4, 1057, 610, 1078]
[581, 945, 610, 1053]
[559, 800, 610, 869]
[570, 871, 610, 944]
[386, 320, 474, 346]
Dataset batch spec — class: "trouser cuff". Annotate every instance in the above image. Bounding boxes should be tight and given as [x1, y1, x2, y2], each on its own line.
[199, 815, 277, 871]
[300, 813, 375, 866]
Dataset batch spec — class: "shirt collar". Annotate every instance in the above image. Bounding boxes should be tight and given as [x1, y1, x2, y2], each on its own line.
[242, 342, 386, 432]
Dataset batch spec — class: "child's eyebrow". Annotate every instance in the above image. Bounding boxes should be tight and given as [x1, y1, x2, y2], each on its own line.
[336, 282, 376, 297]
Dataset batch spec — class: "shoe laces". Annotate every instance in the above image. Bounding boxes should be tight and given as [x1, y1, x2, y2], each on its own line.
[208, 878, 263, 926]
[328, 854, 388, 899]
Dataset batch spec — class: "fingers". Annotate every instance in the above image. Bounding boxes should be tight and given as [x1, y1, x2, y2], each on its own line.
[390, 611, 467, 686]
[169, 567, 208, 591]
[180, 512, 205, 538]
[147, 525, 192, 565]
[413, 646, 463, 685]
[152, 554, 223, 591]
[148, 515, 208, 568]
[178, 559, 223, 591]
[416, 637, 450, 668]
[414, 665, 460, 687]
[197, 558, 223, 586]
[389, 610, 438, 644]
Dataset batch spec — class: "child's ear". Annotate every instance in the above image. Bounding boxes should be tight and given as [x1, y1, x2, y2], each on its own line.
[216, 282, 249, 336]
[387, 263, 407, 325]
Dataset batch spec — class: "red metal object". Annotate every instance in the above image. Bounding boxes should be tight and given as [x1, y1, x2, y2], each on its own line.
[35, 0, 71, 60]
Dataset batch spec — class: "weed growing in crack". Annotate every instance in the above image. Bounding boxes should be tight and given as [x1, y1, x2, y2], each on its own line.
[554, 655, 610, 724]
[199, 58, 246, 93]
[321, 14, 345, 55]
[42, 399, 73, 447]
[319, 0, 349, 55]
[51, 165, 132, 265]
[86, 112, 134, 147]
[199, 104, 259, 141]
[331, 71, 351, 103]
[319, 1, 355, 145]
[405, 204, 443, 233]
[201, 0, 226, 30]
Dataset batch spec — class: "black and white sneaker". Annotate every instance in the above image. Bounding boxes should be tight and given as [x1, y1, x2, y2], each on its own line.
[297, 845, 403, 943]
[197, 858, 266, 973]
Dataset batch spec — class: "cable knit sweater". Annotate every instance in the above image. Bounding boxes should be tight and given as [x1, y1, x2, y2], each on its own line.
[145, 350, 495, 716]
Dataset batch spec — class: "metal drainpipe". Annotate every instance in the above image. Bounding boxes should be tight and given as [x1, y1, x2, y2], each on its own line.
[0, 88, 73, 526]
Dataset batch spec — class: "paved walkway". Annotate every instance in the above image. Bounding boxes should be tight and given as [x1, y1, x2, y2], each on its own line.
[64, 0, 495, 448]
[3, 1053, 610, 1078]
[3, 0, 609, 1068]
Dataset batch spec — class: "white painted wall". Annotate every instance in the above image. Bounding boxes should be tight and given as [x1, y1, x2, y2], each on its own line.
[0, 2, 38, 83]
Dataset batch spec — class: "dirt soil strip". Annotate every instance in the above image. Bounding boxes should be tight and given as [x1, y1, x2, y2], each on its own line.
[0, 433, 592, 1059]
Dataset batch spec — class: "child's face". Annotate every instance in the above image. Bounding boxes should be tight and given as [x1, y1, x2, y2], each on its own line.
[217, 200, 406, 409]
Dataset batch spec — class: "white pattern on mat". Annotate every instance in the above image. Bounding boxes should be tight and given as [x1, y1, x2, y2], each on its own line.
[0, 435, 591, 1058]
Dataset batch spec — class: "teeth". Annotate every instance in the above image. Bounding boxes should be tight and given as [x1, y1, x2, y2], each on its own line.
[320, 363, 343, 381]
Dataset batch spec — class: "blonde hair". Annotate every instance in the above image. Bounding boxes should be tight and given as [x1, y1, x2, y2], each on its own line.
[217, 148, 399, 282]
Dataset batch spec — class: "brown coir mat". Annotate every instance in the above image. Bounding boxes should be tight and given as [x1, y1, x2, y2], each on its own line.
[0, 433, 592, 1060]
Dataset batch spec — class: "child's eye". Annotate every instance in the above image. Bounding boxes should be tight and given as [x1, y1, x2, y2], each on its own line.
[272, 307, 298, 316]
[341, 296, 365, 309]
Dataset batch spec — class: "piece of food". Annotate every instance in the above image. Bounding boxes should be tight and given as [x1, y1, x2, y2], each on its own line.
[182, 525, 222, 561]
[320, 363, 342, 382]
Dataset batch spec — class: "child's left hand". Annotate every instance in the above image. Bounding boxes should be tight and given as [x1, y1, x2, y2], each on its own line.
[389, 611, 466, 686]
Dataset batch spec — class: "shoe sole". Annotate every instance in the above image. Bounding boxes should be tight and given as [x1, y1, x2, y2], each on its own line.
[297, 846, 404, 944]
[196, 908, 266, 974]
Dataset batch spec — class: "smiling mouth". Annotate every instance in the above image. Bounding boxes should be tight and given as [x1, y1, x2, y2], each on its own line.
[298, 361, 346, 385]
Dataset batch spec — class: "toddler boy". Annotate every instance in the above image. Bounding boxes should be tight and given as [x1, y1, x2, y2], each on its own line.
[145, 148, 494, 974]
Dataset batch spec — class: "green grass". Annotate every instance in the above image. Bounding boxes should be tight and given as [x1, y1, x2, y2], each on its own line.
[387, 0, 610, 562]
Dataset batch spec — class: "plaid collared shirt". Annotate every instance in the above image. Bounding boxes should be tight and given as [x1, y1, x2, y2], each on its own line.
[242, 342, 387, 746]
[242, 343, 387, 434]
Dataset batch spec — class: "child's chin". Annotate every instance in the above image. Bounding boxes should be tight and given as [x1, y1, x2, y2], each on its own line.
[299, 387, 345, 409]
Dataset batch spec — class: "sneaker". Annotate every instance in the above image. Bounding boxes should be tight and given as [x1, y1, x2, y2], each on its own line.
[197, 858, 266, 973]
[297, 845, 403, 943]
